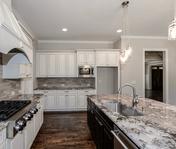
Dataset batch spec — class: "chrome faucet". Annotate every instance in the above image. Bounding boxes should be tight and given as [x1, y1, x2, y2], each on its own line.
[118, 84, 139, 107]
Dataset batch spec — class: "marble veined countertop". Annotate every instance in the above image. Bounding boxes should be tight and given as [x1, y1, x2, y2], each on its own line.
[88, 94, 176, 149]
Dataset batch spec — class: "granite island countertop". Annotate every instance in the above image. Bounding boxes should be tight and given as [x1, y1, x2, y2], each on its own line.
[88, 94, 176, 149]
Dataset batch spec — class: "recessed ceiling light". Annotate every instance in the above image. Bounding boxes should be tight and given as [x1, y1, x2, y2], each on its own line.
[116, 29, 122, 33]
[62, 28, 68, 32]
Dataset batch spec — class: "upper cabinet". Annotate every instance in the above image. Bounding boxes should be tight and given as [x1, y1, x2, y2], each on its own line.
[96, 51, 120, 67]
[36, 52, 76, 78]
[77, 51, 95, 66]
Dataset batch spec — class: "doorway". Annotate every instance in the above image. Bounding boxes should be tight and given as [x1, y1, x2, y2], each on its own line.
[144, 50, 167, 102]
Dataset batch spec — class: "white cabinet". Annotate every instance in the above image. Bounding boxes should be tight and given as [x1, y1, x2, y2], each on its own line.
[7, 132, 24, 149]
[36, 53, 47, 77]
[66, 53, 76, 76]
[45, 90, 77, 111]
[77, 90, 96, 110]
[0, 129, 6, 149]
[48, 54, 56, 76]
[36, 52, 76, 77]
[77, 51, 95, 65]
[96, 51, 119, 67]
[56, 54, 66, 76]
[45, 93, 56, 110]
[24, 119, 35, 149]
[66, 94, 76, 109]
[56, 95, 66, 110]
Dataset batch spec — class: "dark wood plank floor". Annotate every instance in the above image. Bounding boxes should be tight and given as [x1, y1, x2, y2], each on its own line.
[31, 112, 96, 149]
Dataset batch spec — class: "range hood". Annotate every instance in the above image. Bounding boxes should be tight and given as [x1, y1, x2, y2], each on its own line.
[0, 0, 33, 63]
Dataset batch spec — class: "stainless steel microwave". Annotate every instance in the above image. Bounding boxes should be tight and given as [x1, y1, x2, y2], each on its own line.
[78, 65, 94, 77]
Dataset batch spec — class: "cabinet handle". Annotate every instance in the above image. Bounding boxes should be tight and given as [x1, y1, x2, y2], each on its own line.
[111, 130, 128, 149]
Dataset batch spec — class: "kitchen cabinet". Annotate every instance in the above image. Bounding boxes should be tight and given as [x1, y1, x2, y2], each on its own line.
[77, 90, 96, 110]
[77, 51, 95, 65]
[66, 94, 76, 109]
[36, 52, 76, 77]
[87, 98, 114, 149]
[48, 54, 56, 76]
[0, 129, 6, 149]
[24, 118, 35, 149]
[45, 90, 77, 111]
[43, 90, 96, 111]
[36, 53, 47, 77]
[7, 132, 24, 149]
[96, 51, 119, 67]
[45, 92, 56, 110]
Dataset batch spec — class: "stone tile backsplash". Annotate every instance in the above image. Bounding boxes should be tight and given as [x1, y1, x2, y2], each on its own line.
[36, 77, 95, 89]
[0, 66, 21, 100]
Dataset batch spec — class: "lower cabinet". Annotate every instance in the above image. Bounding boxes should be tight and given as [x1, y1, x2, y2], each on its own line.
[25, 119, 35, 149]
[7, 132, 25, 149]
[44, 90, 96, 111]
[0, 129, 6, 149]
[87, 98, 114, 149]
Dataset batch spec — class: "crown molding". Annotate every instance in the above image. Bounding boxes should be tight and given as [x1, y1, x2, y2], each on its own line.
[38, 40, 114, 44]
[121, 35, 168, 40]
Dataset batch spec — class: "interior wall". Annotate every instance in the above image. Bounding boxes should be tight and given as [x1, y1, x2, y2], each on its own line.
[37, 41, 114, 50]
[120, 37, 176, 105]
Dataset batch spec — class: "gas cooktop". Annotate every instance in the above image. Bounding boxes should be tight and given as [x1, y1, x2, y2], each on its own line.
[0, 100, 31, 121]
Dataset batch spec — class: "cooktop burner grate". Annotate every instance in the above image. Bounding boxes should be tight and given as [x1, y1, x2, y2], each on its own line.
[0, 100, 31, 121]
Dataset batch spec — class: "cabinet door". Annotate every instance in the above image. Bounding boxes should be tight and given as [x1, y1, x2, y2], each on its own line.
[66, 53, 76, 77]
[57, 95, 66, 110]
[45, 95, 56, 110]
[48, 54, 56, 76]
[7, 132, 24, 149]
[77, 53, 87, 65]
[25, 119, 35, 149]
[66, 95, 76, 109]
[96, 52, 107, 66]
[107, 52, 119, 66]
[77, 94, 86, 109]
[36, 54, 47, 77]
[86, 52, 95, 65]
[57, 54, 66, 76]
[103, 127, 114, 149]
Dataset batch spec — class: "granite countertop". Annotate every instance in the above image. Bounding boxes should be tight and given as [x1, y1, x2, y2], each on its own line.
[0, 94, 44, 131]
[34, 87, 96, 90]
[88, 94, 176, 149]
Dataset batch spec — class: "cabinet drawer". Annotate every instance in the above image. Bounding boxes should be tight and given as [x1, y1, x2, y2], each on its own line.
[0, 129, 6, 145]
[57, 90, 77, 94]
[78, 90, 96, 95]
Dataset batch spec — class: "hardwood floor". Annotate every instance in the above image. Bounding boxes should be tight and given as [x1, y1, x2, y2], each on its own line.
[31, 112, 96, 149]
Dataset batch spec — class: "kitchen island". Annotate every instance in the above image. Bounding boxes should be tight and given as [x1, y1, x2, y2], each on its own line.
[87, 94, 176, 149]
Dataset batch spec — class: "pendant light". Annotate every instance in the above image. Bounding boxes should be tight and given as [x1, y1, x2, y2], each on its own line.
[168, 0, 176, 40]
[120, 1, 132, 63]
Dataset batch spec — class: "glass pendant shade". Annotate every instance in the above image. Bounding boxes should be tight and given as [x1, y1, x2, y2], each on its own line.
[168, 19, 176, 40]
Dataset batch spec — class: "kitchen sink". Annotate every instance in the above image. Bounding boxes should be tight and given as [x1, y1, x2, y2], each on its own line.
[102, 100, 144, 117]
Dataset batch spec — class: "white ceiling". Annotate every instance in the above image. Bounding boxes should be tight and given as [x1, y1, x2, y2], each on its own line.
[12, 0, 174, 41]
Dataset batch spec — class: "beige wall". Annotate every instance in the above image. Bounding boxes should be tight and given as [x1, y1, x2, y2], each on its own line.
[118, 37, 176, 105]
